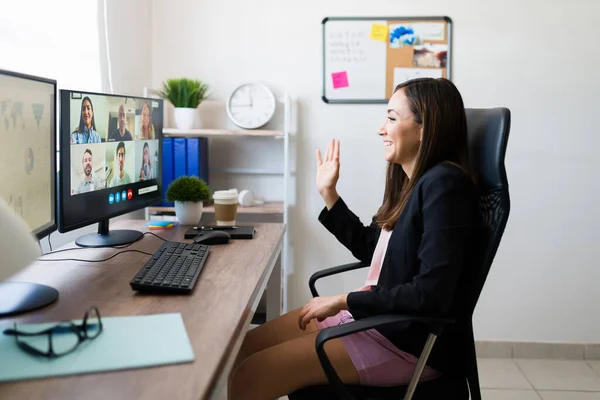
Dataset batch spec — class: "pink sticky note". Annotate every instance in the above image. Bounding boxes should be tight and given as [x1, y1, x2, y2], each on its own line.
[331, 71, 349, 89]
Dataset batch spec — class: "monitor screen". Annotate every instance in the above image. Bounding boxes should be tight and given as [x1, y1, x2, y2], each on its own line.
[58, 90, 163, 233]
[0, 69, 56, 239]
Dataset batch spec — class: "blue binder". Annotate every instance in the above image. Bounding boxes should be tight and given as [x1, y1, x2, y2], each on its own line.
[161, 138, 174, 206]
[173, 138, 187, 179]
[198, 138, 209, 184]
[161, 137, 209, 207]
[186, 138, 209, 184]
[186, 138, 200, 177]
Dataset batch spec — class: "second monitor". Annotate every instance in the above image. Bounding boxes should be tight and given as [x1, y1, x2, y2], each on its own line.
[58, 90, 163, 247]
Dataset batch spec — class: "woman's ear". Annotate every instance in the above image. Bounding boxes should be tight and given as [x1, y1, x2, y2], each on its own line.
[419, 126, 424, 142]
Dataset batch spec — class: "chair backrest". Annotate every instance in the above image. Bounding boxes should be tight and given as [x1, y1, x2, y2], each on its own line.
[464, 108, 511, 313]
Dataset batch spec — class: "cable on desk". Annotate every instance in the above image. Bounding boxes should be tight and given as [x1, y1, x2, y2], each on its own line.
[40, 241, 136, 256]
[42, 247, 92, 256]
[48, 234, 53, 252]
[41, 231, 168, 256]
[37, 249, 153, 263]
[142, 231, 168, 242]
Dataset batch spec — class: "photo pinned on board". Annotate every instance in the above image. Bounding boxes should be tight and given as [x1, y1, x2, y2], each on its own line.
[389, 22, 446, 48]
[412, 44, 448, 68]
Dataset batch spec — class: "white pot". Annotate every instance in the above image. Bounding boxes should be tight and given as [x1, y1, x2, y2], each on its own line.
[174, 108, 197, 130]
[174, 201, 203, 225]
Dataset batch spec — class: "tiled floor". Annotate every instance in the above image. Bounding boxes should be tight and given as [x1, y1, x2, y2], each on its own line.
[222, 359, 600, 399]
[479, 359, 600, 399]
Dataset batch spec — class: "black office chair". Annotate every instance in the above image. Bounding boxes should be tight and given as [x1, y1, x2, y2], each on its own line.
[288, 108, 511, 400]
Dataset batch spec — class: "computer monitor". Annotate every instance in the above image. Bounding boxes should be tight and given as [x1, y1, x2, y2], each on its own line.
[0, 69, 59, 317]
[58, 90, 163, 247]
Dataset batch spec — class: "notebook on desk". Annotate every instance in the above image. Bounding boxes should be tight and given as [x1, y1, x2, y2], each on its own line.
[0, 313, 194, 382]
[185, 225, 255, 240]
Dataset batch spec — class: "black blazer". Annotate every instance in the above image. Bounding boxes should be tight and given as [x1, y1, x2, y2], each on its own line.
[318, 163, 480, 373]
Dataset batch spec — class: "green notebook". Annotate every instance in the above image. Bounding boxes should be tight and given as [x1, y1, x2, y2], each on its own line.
[0, 313, 195, 382]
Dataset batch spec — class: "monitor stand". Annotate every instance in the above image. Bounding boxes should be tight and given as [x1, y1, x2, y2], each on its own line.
[75, 219, 143, 248]
[0, 281, 59, 317]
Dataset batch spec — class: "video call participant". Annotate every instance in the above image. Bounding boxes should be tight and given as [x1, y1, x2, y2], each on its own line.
[139, 142, 155, 180]
[71, 96, 101, 144]
[75, 149, 102, 194]
[109, 142, 132, 187]
[139, 103, 154, 140]
[108, 105, 132, 141]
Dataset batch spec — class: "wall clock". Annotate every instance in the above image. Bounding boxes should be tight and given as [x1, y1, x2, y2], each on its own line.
[226, 83, 276, 130]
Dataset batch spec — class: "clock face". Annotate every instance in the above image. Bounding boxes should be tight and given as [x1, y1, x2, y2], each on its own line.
[226, 83, 276, 129]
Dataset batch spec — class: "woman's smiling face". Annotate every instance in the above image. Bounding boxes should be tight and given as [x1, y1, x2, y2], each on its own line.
[81, 99, 93, 129]
[377, 89, 422, 166]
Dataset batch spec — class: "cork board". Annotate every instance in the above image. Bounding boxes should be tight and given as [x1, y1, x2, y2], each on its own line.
[322, 16, 452, 104]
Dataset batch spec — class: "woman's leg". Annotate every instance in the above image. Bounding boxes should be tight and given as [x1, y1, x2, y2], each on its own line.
[234, 307, 318, 369]
[229, 330, 360, 400]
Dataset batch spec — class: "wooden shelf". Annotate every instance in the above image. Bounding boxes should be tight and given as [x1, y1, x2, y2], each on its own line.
[163, 128, 284, 138]
[147, 201, 284, 216]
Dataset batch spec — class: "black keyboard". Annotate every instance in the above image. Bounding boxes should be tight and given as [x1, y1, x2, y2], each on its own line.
[130, 241, 210, 293]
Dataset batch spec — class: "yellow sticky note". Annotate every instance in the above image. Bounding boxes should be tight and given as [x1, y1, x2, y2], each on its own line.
[370, 23, 389, 42]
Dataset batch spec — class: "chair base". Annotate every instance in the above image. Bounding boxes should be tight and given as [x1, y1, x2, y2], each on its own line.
[288, 374, 469, 400]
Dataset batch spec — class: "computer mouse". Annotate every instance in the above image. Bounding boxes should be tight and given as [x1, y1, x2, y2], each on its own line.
[192, 230, 231, 245]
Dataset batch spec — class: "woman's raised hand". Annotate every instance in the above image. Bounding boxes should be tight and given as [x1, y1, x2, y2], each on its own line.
[316, 139, 340, 209]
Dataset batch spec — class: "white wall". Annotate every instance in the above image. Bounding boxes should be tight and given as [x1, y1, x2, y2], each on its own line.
[42, 0, 154, 252]
[151, 0, 600, 343]
[1, 0, 100, 252]
[0, 0, 102, 91]
[99, 0, 153, 97]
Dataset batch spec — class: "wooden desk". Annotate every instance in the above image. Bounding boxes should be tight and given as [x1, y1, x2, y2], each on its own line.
[0, 220, 285, 400]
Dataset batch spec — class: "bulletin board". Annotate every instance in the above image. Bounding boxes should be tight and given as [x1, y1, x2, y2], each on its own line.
[322, 16, 452, 104]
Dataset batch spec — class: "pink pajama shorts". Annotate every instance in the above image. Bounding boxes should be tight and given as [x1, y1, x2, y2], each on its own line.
[315, 310, 441, 387]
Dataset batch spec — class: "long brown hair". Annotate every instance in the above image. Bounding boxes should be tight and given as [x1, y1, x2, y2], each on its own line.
[375, 78, 470, 230]
[77, 96, 97, 133]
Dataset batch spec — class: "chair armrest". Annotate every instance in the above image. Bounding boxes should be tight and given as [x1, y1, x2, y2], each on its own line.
[309, 262, 369, 297]
[315, 314, 456, 400]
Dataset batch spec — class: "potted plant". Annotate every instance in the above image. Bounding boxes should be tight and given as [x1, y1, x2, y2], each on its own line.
[156, 78, 209, 129]
[166, 176, 211, 225]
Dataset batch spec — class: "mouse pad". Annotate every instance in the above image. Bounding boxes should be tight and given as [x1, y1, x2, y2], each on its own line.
[185, 225, 255, 240]
[0, 313, 194, 382]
